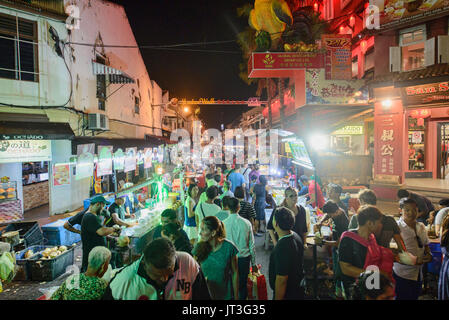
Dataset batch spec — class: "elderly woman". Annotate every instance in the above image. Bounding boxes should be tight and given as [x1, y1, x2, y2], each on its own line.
[51, 246, 111, 300]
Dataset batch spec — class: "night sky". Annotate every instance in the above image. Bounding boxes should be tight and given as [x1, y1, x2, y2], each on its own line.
[108, 0, 257, 128]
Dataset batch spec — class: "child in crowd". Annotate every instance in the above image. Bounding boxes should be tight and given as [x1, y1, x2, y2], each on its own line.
[393, 198, 433, 300]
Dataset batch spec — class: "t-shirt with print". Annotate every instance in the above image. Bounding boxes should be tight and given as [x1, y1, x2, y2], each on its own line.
[338, 230, 368, 296]
[51, 274, 107, 300]
[269, 232, 304, 300]
[192, 239, 239, 300]
[375, 215, 400, 248]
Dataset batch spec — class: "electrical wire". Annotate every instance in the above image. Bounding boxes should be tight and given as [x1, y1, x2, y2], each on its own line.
[65, 39, 237, 49]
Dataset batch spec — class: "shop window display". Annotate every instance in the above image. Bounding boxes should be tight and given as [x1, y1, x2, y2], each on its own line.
[408, 117, 426, 170]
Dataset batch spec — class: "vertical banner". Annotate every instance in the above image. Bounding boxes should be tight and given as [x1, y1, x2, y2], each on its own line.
[144, 148, 153, 169]
[76, 143, 95, 180]
[124, 147, 137, 173]
[97, 146, 113, 176]
[53, 164, 70, 186]
[113, 148, 125, 171]
[374, 111, 403, 178]
[322, 34, 352, 80]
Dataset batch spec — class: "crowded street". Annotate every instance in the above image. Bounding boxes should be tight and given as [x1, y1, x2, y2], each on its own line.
[1, 0, 449, 309]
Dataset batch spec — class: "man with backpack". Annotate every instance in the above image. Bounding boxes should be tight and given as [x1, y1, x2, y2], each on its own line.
[338, 205, 393, 300]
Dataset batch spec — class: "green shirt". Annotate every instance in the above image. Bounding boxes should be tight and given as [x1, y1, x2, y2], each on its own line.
[192, 239, 238, 300]
[51, 274, 107, 300]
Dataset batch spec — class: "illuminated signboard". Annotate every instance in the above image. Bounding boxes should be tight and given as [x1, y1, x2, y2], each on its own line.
[333, 126, 364, 135]
[0, 140, 51, 163]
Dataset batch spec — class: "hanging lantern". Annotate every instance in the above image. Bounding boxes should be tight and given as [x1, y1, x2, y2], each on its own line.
[314, 2, 319, 11]
[417, 118, 425, 126]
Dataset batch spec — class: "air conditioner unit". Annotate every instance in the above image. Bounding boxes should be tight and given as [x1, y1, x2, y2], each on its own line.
[88, 113, 109, 130]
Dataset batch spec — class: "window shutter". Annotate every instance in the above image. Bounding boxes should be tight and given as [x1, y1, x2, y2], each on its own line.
[389, 47, 401, 72]
[424, 37, 435, 67]
[438, 35, 449, 64]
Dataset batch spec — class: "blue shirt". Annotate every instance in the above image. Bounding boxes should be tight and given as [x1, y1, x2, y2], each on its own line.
[228, 172, 245, 193]
[298, 186, 309, 197]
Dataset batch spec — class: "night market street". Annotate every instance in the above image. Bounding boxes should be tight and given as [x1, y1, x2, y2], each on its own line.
[1, 0, 449, 306]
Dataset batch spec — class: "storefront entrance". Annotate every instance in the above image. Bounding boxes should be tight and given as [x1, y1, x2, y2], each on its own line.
[437, 122, 449, 179]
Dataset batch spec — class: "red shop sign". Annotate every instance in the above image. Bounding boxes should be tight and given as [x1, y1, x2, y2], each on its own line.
[248, 52, 324, 78]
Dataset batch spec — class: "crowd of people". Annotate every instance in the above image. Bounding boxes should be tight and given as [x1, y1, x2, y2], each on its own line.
[49, 163, 449, 301]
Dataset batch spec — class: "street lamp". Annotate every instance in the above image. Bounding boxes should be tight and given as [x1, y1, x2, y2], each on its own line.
[184, 107, 189, 113]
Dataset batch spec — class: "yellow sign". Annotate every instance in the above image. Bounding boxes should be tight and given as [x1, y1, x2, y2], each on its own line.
[285, 143, 292, 153]
[332, 126, 364, 135]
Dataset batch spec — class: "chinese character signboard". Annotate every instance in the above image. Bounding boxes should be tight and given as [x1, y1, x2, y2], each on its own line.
[322, 34, 352, 80]
[375, 113, 403, 177]
[378, 0, 449, 30]
[248, 52, 325, 78]
[306, 69, 368, 105]
[402, 82, 449, 106]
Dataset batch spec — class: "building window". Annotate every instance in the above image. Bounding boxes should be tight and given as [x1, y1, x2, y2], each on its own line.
[408, 117, 426, 170]
[400, 25, 426, 72]
[364, 48, 375, 72]
[352, 56, 358, 79]
[0, 14, 38, 81]
[135, 96, 140, 114]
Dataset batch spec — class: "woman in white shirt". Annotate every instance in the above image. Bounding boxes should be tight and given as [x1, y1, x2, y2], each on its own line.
[184, 184, 199, 245]
[393, 198, 432, 300]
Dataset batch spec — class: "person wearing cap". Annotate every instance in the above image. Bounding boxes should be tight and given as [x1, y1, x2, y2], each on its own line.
[105, 196, 137, 229]
[81, 196, 120, 272]
[122, 183, 144, 218]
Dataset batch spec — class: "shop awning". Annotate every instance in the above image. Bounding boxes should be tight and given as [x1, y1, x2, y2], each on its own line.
[92, 61, 135, 84]
[0, 121, 75, 140]
[295, 104, 373, 136]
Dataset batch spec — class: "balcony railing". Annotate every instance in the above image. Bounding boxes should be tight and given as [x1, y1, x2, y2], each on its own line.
[0, 0, 66, 17]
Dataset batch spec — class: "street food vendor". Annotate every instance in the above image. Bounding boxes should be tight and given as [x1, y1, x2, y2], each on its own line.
[122, 183, 145, 217]
[105, 196, 137, 228]
[80, 196, 120, 272]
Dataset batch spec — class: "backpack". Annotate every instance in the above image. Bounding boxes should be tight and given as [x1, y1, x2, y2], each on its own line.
[340, 231, 395, 280]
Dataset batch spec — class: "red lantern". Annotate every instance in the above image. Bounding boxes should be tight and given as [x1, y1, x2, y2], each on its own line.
[314, 2, 319, 11]
[340, 25, 345, 34]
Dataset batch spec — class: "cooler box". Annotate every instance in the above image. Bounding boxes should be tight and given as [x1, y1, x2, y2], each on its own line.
[42, 218, 81, 246]
[14, 245, 53, 281]
[29, 246, 75, 281]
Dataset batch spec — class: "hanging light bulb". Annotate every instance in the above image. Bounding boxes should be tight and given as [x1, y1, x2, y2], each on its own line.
[349, 16, 356, 27]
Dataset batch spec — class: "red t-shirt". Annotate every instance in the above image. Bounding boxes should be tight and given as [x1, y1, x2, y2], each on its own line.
[308, 181, 325, 209]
